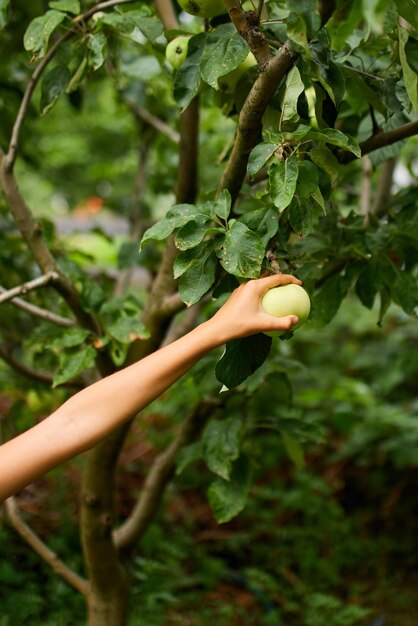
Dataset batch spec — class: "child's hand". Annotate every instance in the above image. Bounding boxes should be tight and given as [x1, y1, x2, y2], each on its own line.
[210, 274, 302, 342]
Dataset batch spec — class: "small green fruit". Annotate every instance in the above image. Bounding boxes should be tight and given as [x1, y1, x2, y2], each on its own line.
[165, 36, 190, 70]
[177, 0, 227, 18]
[261, 283, 311, 336]
[218, 52, 257, 93]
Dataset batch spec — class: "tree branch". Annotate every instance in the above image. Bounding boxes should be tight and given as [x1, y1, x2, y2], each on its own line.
[113, 399, 220, 550]
[225, 0, 271, 67]
[338, 119, 418, 164]
[155, 0, 179, 32]
[219, 41, 297, 202]
[372, 157, 396, 216]
[359, 155, 373, 222]
[4, 496, 88, 595]
[0, 285, 75, 327]
[124, 99, 180, 144]
[0, 272, 59, 304]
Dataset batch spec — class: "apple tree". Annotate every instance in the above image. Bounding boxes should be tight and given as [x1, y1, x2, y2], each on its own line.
[0, 0, 417, 624]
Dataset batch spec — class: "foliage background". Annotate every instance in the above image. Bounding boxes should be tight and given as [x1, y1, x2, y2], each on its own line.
[0, 0, 418, 624]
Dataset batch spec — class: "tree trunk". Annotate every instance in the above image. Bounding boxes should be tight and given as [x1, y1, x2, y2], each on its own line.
[80, 425, 131, 626]
[86, 579, 130, 626]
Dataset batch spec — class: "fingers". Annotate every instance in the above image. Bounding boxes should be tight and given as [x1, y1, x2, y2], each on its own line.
[273, 314, 299, 330]
[250, 273, 302, 295]
[258, 313, 299, 331]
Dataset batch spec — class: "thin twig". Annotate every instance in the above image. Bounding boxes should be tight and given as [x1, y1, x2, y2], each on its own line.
[0, 285, 75, 326]
[0, 272, 59, 305]
[256, 0, 265, 20]
[338, 119, 418, 164]
[5, 497, 88, 595]
[124, 99, 180, 144]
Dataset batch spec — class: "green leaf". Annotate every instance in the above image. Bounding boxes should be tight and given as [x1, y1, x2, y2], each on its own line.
[66, 56, 87, 93]
[202, 417, 242, 480]
[200, 23, 249, 89]
[207, 455, 252, 523]
[0, 0, 10, 30]
[309, 145, 340, 181]
[399, 25, 418, 112]
[317, 60, 345, 107]
[239, 207, 278, 246]
[176, 441, 203, 476]
[287, 12, 309, 54]
[130, 15, 164, 42]
[281, 431, 305, 469]
[179, 250, 217, 306]
[247, 143, 278, 178]
[378, 286, 392, 326]
[87, 32, 107, 71]
[311, 186, 325, 211]
[288, 0, 321, 38]
[174, 247, 201, 279]
[141, 217, 177, 247]
[107, 316, 149, 343]
[311, 274, 351, 327]
[49, 0, 79, 13]
[214, 189, 231, 221]
[269, 155, 299, 211]
[175, 221, 222, 251]
[102, 10, 163, 42]
[24, 10, 66, 59]
[266, 125, 312, 150]
[215, 333, 272, 389]
[288, 197, 321, 235]
[141, 203, 213, 248]
[355, 260, 383, 309]
[53, 345, 96, 387]
[296, 160, 319, 197]
[218, 221, 265, 278]
[405, 38, 418, 74]
[52, 327, 90, 348]
[309, 128, 361, 158]
[40, 64, 71, 115]
[343, 67, 387, 116]
[394, 0, 418, 31]
[173, 33, 206, 110]
[391, 269, 418, 316]
[326, 0, 363, 50]
[281, 66, 305, 121]
[81, 279, 105, 312]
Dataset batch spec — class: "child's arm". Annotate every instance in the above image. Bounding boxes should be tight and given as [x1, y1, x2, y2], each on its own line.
[0, 274, 301, 502]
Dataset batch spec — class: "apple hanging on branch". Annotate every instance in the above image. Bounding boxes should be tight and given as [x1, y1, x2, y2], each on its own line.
[261, 284, 311, 337]
[165, 35, 191, 70]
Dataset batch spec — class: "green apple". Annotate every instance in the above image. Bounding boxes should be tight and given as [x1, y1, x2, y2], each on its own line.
[177, 0, 227, 18]
[165, 36, 190, 70]
[218, 51, 257, 93]
[261, 283, 311, 336]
